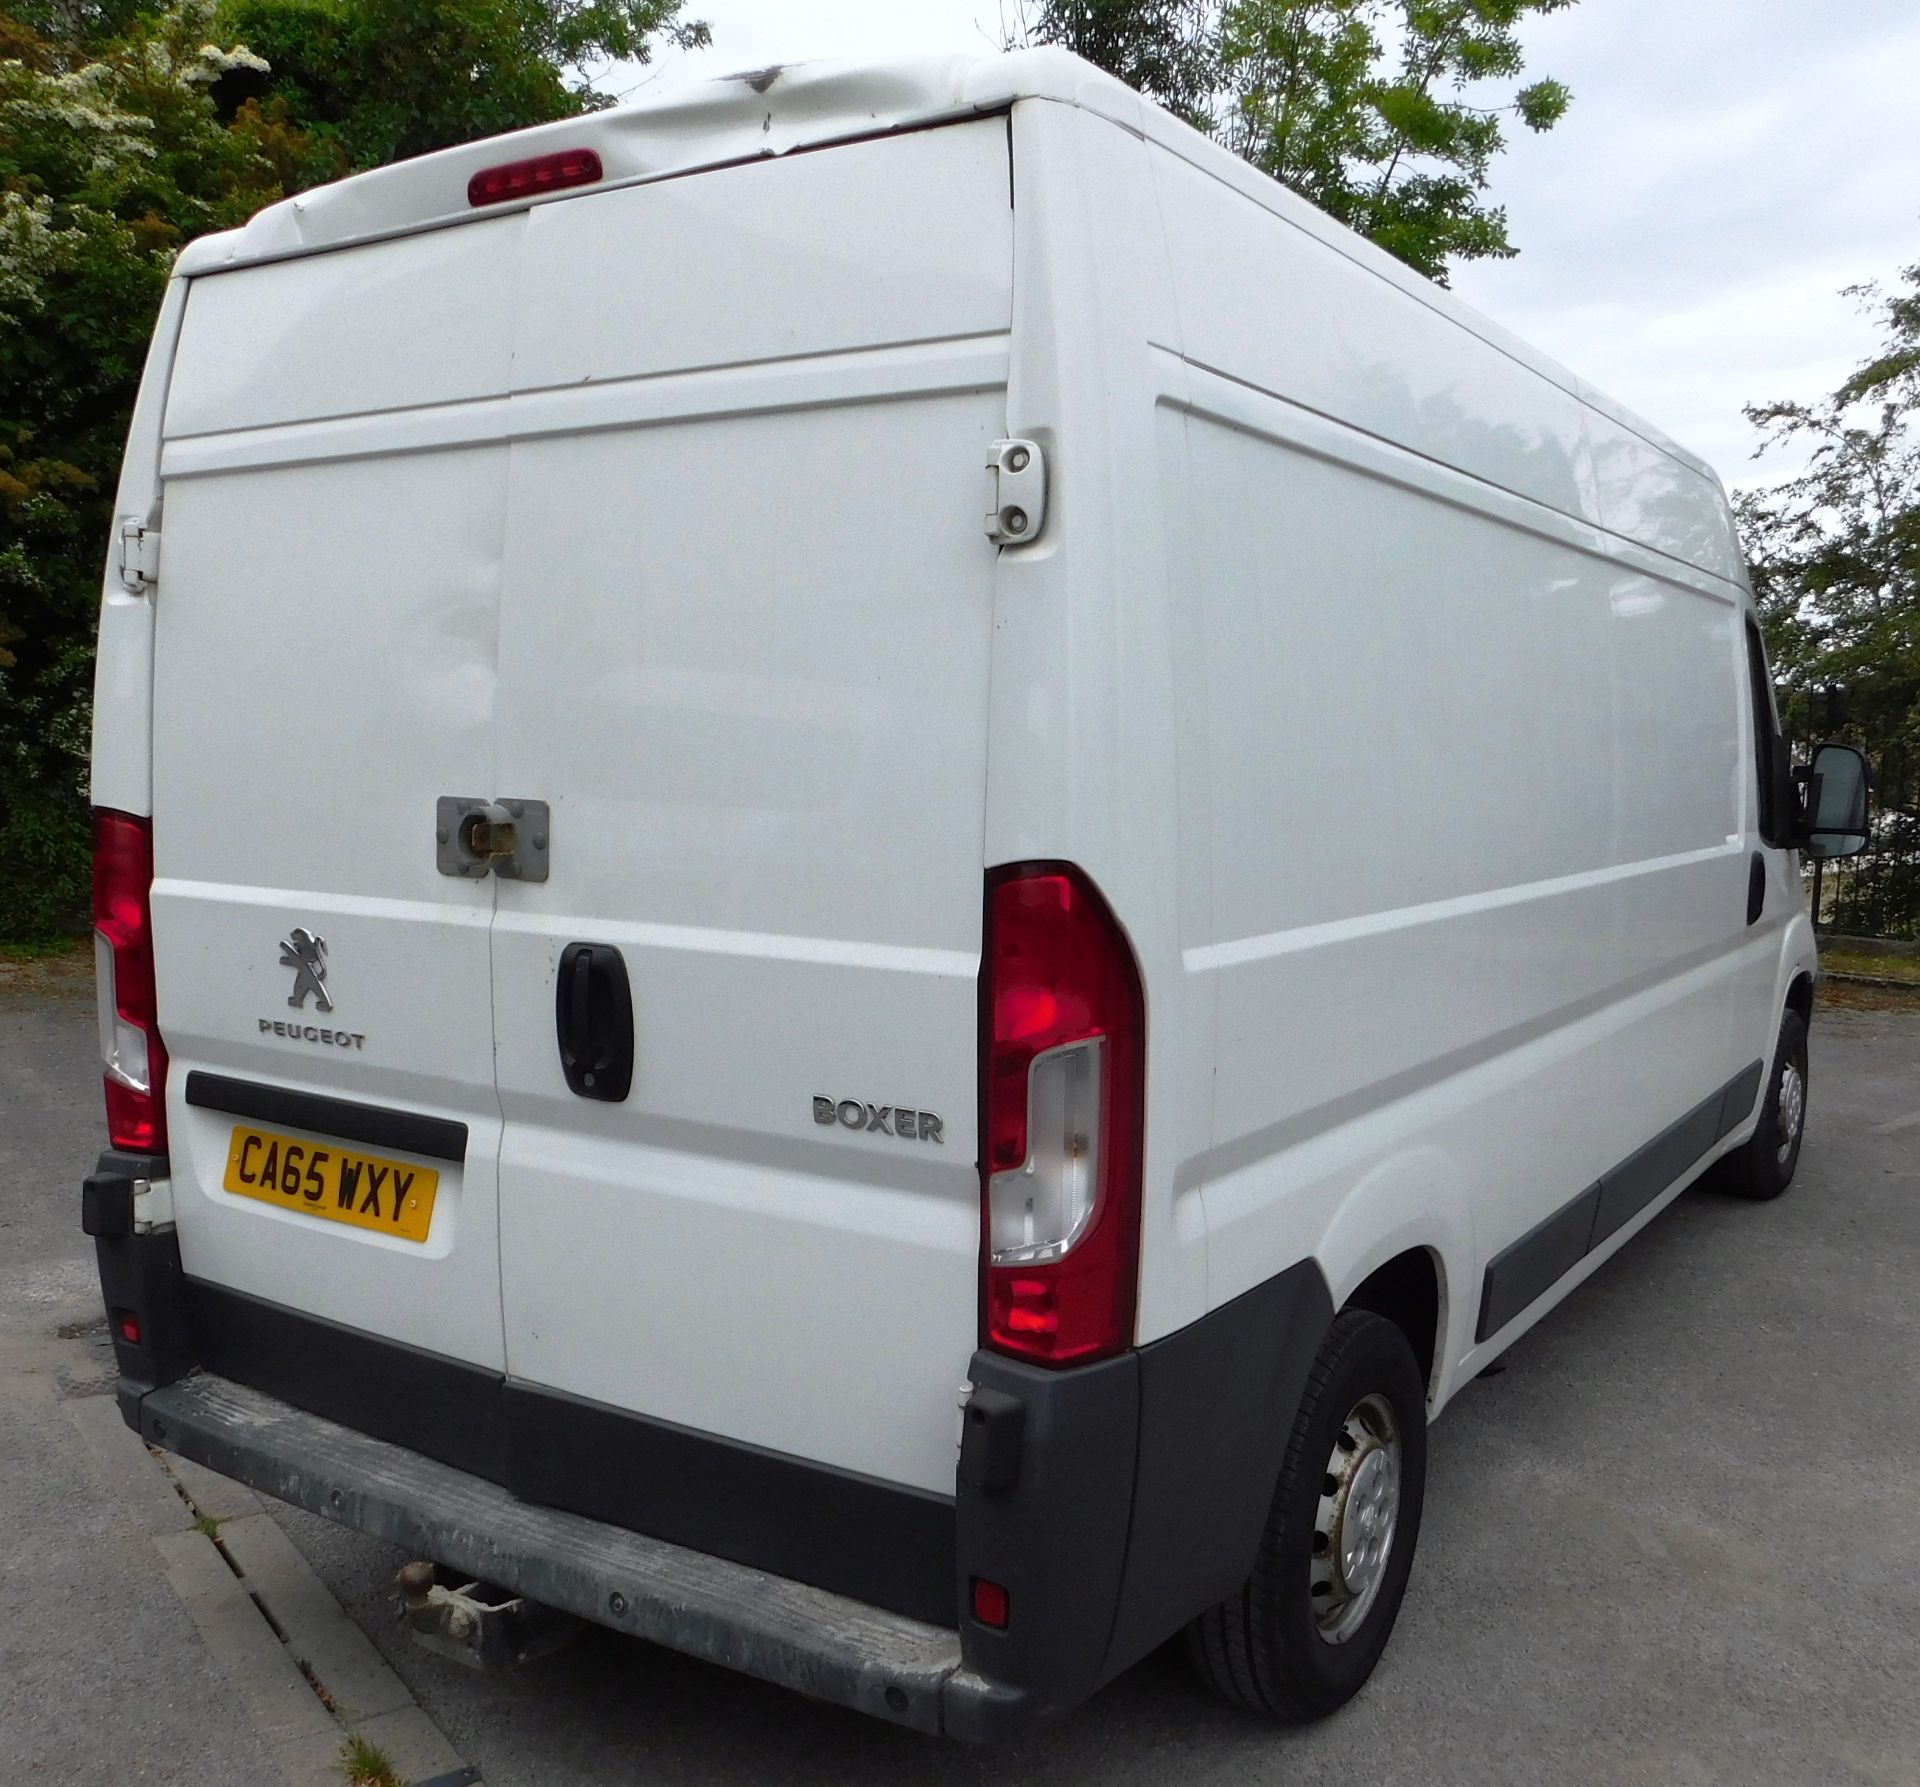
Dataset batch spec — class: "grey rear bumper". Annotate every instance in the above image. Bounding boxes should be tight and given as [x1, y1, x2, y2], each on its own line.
[135, 1372, 1004, 1738]
[97, 1186, 1332, 1738]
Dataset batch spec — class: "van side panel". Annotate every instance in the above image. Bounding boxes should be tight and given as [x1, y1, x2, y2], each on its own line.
[1150, 148, 1751, 1395]
[1149, 140, 1742, 587]
[1584, 401, 1744, 584]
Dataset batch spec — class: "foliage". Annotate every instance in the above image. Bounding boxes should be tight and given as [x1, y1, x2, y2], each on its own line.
[0, 0, 701, 942]
[0, 0, 302, 942]
[1739, 261, 1920, 940]
[219, 0, 711, 170]
[1007, 0, 1574, 282]
[1738, 265, 1920, 806]
[0, 780, 90, 937]
[1007, 0, 1219, 125]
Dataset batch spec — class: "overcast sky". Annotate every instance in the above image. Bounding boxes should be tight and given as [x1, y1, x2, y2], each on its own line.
[632, 0, 1920, 489]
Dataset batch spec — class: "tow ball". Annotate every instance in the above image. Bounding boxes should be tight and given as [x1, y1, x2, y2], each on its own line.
[397, 1560, 581, 1671]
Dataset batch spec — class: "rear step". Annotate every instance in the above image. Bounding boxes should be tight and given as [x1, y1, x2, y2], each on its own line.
[135, 1374, 994, 1736]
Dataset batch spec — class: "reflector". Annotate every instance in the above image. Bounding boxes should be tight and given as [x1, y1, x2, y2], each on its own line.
[971, 1577, 1010, 1629]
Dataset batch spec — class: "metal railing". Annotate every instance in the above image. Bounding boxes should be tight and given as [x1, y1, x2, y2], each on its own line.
[1806, 812, 1920, 941]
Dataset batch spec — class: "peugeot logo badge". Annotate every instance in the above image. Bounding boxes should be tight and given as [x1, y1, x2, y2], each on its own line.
[279, 928, 334, 1013]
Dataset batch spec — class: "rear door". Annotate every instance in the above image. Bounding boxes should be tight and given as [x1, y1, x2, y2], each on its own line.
[150, 220, 518, 1371]
[488, 122, 1013, 1496]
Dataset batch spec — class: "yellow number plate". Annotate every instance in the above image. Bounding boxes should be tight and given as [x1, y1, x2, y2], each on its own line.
[222, 1126, 438, 1243]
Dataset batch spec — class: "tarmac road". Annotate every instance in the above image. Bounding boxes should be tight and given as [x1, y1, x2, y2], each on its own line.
[1, 957, 278, 1785]
[5, 956, 1916, 1785]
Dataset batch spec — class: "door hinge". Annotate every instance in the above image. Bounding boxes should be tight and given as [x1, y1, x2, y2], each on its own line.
[985, 439, 1047, 546]
[118, 519, 161, 593]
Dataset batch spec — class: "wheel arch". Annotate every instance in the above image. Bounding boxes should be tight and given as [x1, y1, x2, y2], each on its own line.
[1785, 969, 1814, 1028]
[1343, 1247, 1443, 1401]
[1312, 1144, 1471, 1412]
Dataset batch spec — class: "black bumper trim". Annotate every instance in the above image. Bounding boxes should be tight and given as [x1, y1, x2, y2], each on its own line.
[186, 1277, 505, 1479]
[87, 1150, 196, 1395]
[1476, 1059, 1765, 1343]
[179, 1277, 957, 1627]
[955, 1259, 1335, 1720]
[184, 1071, 468, 1164]
[508, 1379, 956, 1628]
[134, 1372, 1003, 1738]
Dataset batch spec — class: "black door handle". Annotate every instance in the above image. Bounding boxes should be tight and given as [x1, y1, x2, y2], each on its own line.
[1746, 851, 1766, 927]
[556, 943, 633, 1102]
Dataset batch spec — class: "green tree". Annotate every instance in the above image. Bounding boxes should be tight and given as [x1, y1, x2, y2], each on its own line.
[0, 1, 309, 939]
[217, 0, 711, 170]
[0, 0, 702, 943]
[1738, 262, 1920, 936]
[1007, 0, 1219, 125]
[1009, 0, 1573, 283]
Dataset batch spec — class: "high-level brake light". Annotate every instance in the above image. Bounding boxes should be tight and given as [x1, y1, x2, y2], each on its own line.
[981, 866, 1145, 1366]
[467, 148, 603, 208]
[93, 810, 167, 1152]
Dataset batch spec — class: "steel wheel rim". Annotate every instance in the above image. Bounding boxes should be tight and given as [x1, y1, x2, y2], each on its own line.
[1311, 1391, 1402, 1645]
[1777, 1057, 1806, 1167]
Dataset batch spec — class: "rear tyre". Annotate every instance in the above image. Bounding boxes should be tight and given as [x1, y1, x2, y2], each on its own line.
[1711, 1008, 1808, 1202]
[1186, 1309, 1427, 1722]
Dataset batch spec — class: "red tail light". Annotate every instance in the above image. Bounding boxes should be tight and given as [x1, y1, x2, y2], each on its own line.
[981, 865, 1145, 1366]
[93, 810, 167, 1152]
[467, 148, 603, 208]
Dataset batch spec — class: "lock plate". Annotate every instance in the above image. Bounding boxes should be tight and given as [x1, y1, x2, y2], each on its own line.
[436, 797, 550, 882]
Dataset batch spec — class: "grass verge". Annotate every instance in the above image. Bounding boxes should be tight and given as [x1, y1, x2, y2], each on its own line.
[1821, 948, 1920, 986]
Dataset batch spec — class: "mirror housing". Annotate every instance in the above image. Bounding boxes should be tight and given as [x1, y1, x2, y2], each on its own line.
[1794, 742, 1871, 860]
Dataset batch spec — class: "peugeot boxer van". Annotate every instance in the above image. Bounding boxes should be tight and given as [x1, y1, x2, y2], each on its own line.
[82, 50, 1872, 1739]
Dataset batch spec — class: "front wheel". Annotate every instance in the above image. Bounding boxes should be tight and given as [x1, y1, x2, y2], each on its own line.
[1711, 1007, 1808, 1202]
[1186, 1309, 1427, 1721]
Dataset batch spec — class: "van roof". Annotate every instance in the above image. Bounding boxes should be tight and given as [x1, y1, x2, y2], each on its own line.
[174, 47, 1717, 489]
[175, 50, 1108, 277]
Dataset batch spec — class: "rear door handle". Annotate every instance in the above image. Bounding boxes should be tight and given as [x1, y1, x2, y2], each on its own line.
[556, 943, 633, 1102]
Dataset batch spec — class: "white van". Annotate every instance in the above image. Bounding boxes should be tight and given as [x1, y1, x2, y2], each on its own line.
[83, 50, 1871, 1739]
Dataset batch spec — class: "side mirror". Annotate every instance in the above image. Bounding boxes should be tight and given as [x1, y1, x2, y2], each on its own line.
[1795, 742, 1871, 860]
